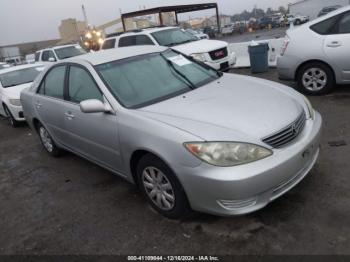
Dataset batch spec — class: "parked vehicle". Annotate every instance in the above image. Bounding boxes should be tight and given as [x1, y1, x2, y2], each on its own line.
[221, 24, 235, 35]
[0, 62, 10, 70]
[258, 17, 279, 29]
[277, 6, 350, 95]
[25, 53, 36, 64]
[101, 27, 236, 71]
[0, 64, 44, 127]
[35, 44, 87, 64]
[280, 14, 309, 26]
[318, 5, 343, 17]
[185, 29, 209, 40]
[21, 46, 322, 218]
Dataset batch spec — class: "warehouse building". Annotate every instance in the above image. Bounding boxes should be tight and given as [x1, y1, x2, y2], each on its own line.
[289, 0, 350, 20]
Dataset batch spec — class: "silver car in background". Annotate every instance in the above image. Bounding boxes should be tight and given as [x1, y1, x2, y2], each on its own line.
[277, 5, 350, 95]
[21, 46, 322, 218]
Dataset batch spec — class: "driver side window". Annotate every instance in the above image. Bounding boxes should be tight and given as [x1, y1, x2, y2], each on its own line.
[68, 66, 103, 103]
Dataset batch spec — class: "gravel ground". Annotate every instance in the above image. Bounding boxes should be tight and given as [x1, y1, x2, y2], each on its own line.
[0, 69, 349, 255]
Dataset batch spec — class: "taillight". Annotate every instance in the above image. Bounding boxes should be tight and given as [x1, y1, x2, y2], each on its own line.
[280, 37, 290, 56]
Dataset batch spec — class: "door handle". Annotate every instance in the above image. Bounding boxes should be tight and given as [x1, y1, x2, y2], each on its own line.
[35, 102, 42, 109]
[327, 41, 342, 47]
[65, 112, 75, 120]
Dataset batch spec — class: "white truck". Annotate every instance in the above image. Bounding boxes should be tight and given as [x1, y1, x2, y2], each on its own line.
[101, 27, 236, 71]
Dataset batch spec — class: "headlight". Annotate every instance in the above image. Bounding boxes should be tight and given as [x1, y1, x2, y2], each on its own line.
[303, 96, 315, 120]
[191, 53, 206, 62]
[184, 142, 272, 167]
[9, 99, 21, 107]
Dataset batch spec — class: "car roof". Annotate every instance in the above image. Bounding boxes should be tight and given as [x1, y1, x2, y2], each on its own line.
[37, 44, 79, 52]
[0, 63, 45, 74]
[105, 26, 178, 40]
[67, 45, 168, 66]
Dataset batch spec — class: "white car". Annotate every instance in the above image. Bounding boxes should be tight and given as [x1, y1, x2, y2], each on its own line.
[0, 62, 10, 70]
[0, 64, 44, 127]
[185, 29, 209, 40]
[280, 14, 309, 25]
[277, 6, 350, 95]
[35, 44, 87, 64]
[101, 27, 236, 71]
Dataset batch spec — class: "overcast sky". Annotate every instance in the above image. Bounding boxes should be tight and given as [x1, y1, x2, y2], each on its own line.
[0, 0, 295, 46]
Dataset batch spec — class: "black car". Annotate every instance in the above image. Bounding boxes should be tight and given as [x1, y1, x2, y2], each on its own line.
[258, 17, 279, 29]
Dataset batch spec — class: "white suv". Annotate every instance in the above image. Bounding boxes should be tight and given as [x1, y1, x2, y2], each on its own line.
[101, 27, 236, 71]
[35, 44, 87, 64]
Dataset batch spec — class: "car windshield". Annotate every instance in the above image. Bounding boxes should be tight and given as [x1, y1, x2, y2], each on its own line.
[151, 28, 198, 47]
[0, 66, 44, 88]
[186, 29, 197, 35]
[95, 50, 220, 108]
[54, 45, 87, 60]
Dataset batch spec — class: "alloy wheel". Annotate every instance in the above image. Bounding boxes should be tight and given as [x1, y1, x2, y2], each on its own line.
[142, 166, 175, 211]
[39, 127, 54, 153]
[302, 68, 327, 92]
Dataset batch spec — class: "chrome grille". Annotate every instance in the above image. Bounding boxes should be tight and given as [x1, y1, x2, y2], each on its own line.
[262, 111, 306, 148]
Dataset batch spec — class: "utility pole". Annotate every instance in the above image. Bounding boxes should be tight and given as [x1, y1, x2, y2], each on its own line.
[82, 5, 89, 28]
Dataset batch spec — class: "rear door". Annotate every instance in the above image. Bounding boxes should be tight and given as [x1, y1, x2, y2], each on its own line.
[323, 11, 350, 82]
[34, 65, 68, 145]
[63, 64, 122, 172]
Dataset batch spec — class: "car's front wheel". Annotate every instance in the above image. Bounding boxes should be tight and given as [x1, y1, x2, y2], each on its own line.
[37, 123, 62, 157]
[3, 105, 19, 128]
[297, 62, 335, 95]
[137, 154, 191, 219]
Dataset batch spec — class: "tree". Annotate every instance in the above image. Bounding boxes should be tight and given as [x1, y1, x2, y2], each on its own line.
[278, 6, 287, 14]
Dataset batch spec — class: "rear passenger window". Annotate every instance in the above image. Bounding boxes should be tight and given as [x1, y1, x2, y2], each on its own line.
[68, 66, 103, 103]
[338, 13, 350, 34]
[118, 35, 154, 47]
[119, 36, 136, 47]
[310, 15, 339, 35]
[38, 66, 65, 99]
[135, 35, 154, 45]
[102, 39, 116, 50]
[311, 12, 350, 35]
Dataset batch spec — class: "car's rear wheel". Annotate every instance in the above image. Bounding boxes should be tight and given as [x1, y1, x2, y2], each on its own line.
[37, 123, 62, 157]
[297, 62, 335, 95]
[136, 154, 191, 219]
[3, 105, 19, 128]
[294, 19, 301, 25]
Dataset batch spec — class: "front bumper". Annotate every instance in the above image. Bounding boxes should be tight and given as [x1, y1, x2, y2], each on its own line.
[205, 52, 236, 71]
[177, 111, 322, 216]
[7, 104, 25, 121]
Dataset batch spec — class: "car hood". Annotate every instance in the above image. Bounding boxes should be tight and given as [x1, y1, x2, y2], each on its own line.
[137, 74, 304, 143]
[2, 82, 32, 99]
[171, 39, 227, 55]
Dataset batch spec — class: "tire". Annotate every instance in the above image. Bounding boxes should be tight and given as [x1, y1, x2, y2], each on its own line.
[294, 19, 301, 25]
[3, 105, 19, 128]
[36, 122, 62, 157]
[297, 62, 335, 95]
[136, 154, 191, 219]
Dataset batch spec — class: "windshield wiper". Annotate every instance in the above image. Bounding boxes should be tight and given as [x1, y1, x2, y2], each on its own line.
[160, 53, 196, 90]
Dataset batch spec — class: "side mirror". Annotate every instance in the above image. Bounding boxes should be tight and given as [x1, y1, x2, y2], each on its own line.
[48, 57, 56, 62]
[80, 99, 107, 114]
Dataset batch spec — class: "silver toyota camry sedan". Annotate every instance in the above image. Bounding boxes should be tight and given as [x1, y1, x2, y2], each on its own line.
[21, 46, 322, 218]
